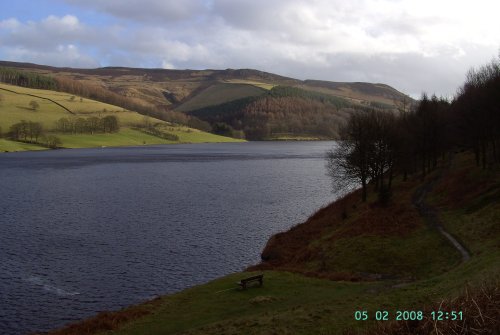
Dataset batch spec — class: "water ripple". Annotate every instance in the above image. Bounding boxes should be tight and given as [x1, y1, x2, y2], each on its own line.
[0, 141, 338, 335]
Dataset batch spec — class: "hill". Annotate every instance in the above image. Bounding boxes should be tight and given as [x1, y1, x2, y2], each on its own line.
[0, 61, 413, 140]
[0, 83, 242, 152]
[301, 80, 408, 108]
[187, 86, 365, 140]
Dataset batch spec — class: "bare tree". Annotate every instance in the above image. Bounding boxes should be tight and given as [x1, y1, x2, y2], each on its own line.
[327, 110, 400, 203]
[327, 111, 373, 201]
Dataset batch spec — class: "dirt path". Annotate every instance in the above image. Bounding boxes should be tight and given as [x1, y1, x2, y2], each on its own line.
[412, 162, 471, 262]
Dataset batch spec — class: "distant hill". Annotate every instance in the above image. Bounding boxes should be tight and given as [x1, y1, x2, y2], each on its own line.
[0, 60, 413, 140]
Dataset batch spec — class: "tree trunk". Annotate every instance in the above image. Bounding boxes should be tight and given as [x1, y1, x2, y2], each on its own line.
[361, 178, 367, 202]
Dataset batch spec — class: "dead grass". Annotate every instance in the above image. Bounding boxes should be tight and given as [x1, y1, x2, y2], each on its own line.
[250, 189, 363, 268]
[433, 153, 499, 210]
[346, 278, 500, 335]
[37, 297, 163, 335]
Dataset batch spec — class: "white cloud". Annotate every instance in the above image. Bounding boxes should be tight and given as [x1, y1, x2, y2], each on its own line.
[161, 60, 175, 69]
[0, 15, 89, 50]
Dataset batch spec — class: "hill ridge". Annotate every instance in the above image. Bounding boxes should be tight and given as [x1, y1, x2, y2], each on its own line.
[0, 60, 413, 140]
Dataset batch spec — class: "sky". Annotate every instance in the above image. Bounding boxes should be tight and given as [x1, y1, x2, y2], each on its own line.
[0, 0, 499, 98]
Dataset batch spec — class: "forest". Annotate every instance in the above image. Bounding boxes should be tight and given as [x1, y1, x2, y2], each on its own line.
[327, 56, 500, 203]
[188, 86, 372, 139]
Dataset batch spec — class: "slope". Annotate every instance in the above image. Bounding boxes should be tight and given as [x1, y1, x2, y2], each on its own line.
[301, 80, 409, 108]
[187, 86, 365, 140]
[175, 83, 267, 112]
[0, 83, 242, 151]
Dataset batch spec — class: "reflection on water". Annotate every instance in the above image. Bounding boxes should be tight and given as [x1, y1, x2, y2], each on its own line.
[0, 141, 338, 335]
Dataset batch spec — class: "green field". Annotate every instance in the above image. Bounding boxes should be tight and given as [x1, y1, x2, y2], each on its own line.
[0, 83, 242, 151]
[48, 152, 499, 335]
[267, 133, 327, 141]
[56, 127, 243, 148]
[0, 83, 138, 128]
[0, 138, 46, 152]
[224, 79, 276, 90]
[175, 83, 266, 112]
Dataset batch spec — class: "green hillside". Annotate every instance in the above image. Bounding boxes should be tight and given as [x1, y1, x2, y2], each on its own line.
[0, 83, 242, 152]
[0, 83, 139, 129]
[175, 83, 266, 112]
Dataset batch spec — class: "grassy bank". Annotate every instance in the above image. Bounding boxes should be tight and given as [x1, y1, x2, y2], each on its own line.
[55, 127, 242, 149]
[0, 138, 47, 151]
[45, 151, 499, 335]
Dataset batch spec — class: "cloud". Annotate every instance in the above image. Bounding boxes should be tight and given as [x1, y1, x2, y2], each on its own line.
[0, 15, 89, 50]
[61, 0, 208, 22]
[0, 15, 102, 67]
[0, 0, 499, 97]
[4, 44, 99, 68]
[0, 18, 21, 30]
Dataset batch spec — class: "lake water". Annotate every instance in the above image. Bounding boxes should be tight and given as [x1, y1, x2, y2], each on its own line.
[0, 141, 338, 335]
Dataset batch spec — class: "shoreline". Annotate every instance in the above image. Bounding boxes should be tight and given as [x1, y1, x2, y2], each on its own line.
[0, 135, 246, 153]
[28, 151, 500, 334]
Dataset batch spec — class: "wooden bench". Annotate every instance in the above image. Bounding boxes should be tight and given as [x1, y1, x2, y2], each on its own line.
[237, 274, 264, 290]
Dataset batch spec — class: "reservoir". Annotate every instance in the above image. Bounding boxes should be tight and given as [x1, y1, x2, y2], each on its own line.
[0, 141, 338, 334]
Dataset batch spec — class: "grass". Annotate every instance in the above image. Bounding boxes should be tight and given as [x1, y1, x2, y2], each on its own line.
[175, 83, 266, 112]
[0, 138, 47, 152]
[300, 82, 403, 108]
[0, 83, 138, 129]
[224, 79, 276, 90]
[51, 263, 498, 335]
[353, 278, 499, 335]
[56, 128, 243, 149]
[267, 134, 327, 141]
[317, 228, 461, 279]
[169, 128, 245, 143]
[50, 271, 380, 335]
[0, 83, 243, 152]
[46, 151, 499, 335]
[55, 128, 176, 148]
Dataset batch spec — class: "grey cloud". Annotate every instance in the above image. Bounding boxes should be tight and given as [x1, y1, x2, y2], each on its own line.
[61, 0, 208, 23]
[366, 13, 444, 39]
[212, 0, 290, 31]
[1, 1, 498, 98]
[301, 47, 496, 98]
